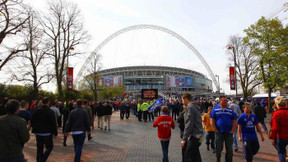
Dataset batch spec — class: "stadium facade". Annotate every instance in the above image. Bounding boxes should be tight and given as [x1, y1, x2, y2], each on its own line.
[95, 66, 213, 94]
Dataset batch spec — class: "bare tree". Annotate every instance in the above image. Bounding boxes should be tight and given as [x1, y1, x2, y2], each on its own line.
[227, 35, 262, 100]
[0, 0, 29, 70]
[41, 0, 90, 100]
[12, 9, 53, 99]
[83, 52, 102, 101]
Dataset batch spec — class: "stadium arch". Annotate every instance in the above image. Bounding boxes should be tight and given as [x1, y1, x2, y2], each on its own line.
[75, 24, 220, 92]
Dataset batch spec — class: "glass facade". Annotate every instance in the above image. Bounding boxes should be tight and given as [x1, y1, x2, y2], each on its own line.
[95, 66, 213, 93]
[123, 75, 212, 92]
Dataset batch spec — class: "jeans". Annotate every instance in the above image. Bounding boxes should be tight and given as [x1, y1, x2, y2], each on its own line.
[104, 115, 111, 129]
[36, 135, 53, 162]
[215, 132, 233, 162]
[259, 120, 268, 132]
[243, 139, 259, 162]
[126, 111, 130, 119]
[0, 156, 25, 162]
[72, 133, 86, 162]
[206, 132, 215, 149]
[276, 138, 288, 162]
[182, 141, 187, 162]
[120, 111, 125, 120]
[233, 127, 238, 149]
[160, 140, 170, 162]
[97, 116, 103, 128]
[184, 137, 202, 162]
[148, 112, 154, 121]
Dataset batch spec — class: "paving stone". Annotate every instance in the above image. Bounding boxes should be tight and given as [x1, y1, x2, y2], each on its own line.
[23, 111, 278, 162]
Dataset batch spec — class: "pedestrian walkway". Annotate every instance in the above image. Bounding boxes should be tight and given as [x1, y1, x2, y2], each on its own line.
[23, 111, 278, 162]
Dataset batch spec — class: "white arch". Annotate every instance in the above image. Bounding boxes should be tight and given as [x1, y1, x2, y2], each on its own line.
[75, 24, 220, 92]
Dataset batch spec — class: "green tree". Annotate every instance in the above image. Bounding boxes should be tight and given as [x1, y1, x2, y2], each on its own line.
[243, 17, 288, 112]
[99, 87, 125, 100]
[4, 85, 26, 100]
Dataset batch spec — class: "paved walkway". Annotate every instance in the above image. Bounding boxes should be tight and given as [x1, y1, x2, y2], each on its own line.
[23, 111, 279, 162]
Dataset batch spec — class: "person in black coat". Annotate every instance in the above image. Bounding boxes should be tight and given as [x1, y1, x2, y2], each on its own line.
[90, 101, 97, 130]
[97, 102, 104, 129]
[125, 102, 130, 120]
[65, 99, 91, 162]
[103, 101, 113, 131]
[118, 101, 125, 120]
[31, 97, 58, 162]
[63, 101, 74, 146]
[254, 101, 268, 133]
[177, 104, 186, 162]
[0, 97, 8, 116]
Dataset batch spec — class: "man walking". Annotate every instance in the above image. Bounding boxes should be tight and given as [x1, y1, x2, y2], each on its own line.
[137, 100, 143, 121]
[210, 96, 237, 162]
[103, 101, 113, 131]
[180, 93, 203, 162]
[65, 99, 91, 162]
[0, 100, 30, 161]
[31, 97, 58, 162]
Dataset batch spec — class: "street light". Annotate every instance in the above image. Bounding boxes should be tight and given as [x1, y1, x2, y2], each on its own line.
[227, 45, 238, 98]
[215, 75, 220, 93]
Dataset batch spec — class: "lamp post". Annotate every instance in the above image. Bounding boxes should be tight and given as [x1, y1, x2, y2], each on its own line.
[215, 75, 220, 93]
[227, 45, 238, 98]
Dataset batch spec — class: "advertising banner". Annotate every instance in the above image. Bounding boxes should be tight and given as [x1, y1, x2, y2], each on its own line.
[67, 67, 73, 90]
[99, 76, 122, 87]
[167, 76, 193, 88]
[229, 67, 236, 90]
[104, 77, 113, 87]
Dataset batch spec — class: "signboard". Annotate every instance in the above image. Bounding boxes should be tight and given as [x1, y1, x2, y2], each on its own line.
[67, 67, 73, 90]
[229, 67, 236, 90]
[166, 76, 193, 88]
[98, 76, 122, 87]
[141, 89, 158, 99]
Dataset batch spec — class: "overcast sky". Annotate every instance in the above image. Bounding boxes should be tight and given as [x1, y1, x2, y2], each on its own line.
[2, 0, 288, 94]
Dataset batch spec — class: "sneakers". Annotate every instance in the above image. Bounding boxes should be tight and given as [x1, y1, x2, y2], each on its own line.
[88, 136, 93, 141]
[234, 148, 238, 152]
[207, 144, 210, 151]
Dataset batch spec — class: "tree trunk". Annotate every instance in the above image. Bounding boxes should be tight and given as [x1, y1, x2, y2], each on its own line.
[93, 90, 97, 101]
[33, 81, 39, 100]
[267, 88, 272, 113]
[57, 78, 63, 100]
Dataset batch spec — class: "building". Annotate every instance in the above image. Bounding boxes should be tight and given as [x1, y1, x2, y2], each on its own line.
[92, 66, 212, 95]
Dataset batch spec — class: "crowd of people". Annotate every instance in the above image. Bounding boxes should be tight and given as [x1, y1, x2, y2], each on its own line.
[0, 97, 114, 162]
[152, 94, 288, 162]
[0, 93, 287, 162]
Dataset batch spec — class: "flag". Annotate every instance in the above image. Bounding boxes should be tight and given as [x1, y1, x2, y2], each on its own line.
[148, 97, 164, 113]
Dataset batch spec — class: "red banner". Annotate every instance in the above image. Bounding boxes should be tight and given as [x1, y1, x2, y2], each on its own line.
[229, 67, 236, 90]
[67, 67, 73, 90]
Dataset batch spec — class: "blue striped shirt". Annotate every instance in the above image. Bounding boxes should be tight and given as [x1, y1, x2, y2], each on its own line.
[210, 105, 237, 133]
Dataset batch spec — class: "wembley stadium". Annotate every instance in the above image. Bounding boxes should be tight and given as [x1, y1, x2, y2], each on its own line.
[95, 65, 213, 95]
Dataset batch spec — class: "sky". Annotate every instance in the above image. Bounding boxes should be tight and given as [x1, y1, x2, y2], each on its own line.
[2, 0, 288, 94]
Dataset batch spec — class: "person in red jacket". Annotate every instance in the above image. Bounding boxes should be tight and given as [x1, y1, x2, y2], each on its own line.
[271, 96, 288, 162]
[153, 106, 175, 162]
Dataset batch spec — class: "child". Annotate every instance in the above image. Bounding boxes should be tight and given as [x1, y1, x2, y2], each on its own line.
[153, 106, 175, 162]
[202, 106, 215, 153]
[238, 103, 264, 162]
